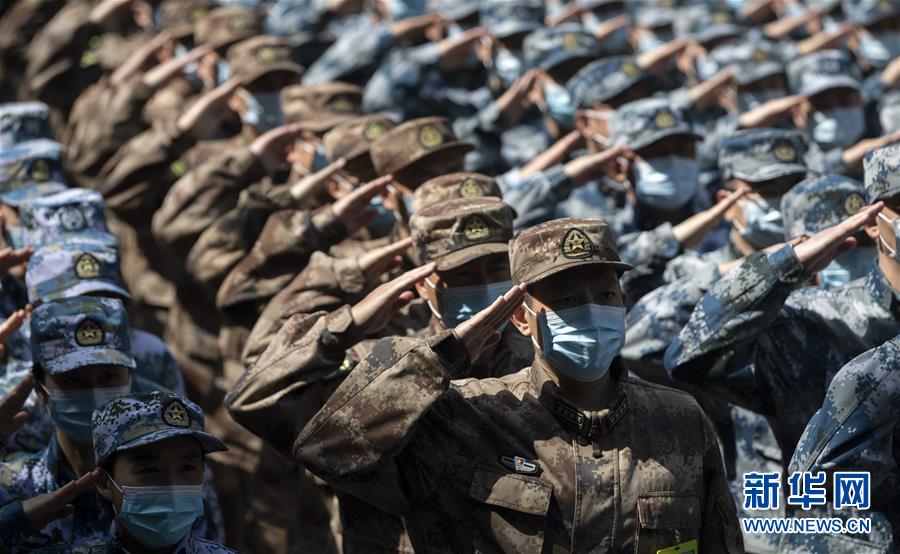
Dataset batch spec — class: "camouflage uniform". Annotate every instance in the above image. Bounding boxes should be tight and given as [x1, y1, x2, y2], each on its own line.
[0, 0, 65, 99]
[0, 299, 221, 551]
[238, 217, 741, 553]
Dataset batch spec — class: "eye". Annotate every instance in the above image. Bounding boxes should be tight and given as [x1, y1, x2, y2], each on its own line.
[135, 466, 159, 475]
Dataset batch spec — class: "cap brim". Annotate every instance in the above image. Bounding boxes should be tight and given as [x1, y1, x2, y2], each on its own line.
[390, 142, 474, 176]
[541, 51, 596, 72]
[293, 113, 359, 133]
[491, 21, 541, 39]
[43, 280, 132, 302]
[44, 348, 137, 375]
[434, 242, 509, 271]
[241, 63, 304, 86]
[521, 259, 634, 286]
[0, 183, 67, 207]
[802, 77, 860, 98]
[694, 24, 742, 45]
[630, 128, 700, 151]
[103, 427, 228, 465]
[733, 163, 808, 182]
[734, 62, 783, 85]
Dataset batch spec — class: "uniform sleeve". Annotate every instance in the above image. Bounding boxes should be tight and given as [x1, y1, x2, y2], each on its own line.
[151, 149, 265, 263]
[497, 164, 578, 231]
[699, 410, 744, 553]
[362, 43, 439, 119]
[0, 496, 32, 549]
[663, 244, 811, 414]
[789, 335, 900, 487]
[301, 21, 395, 85]
[617, 222, 682, 304]
[292, 332, 469, 516]
[214, 206, 347, 314]
[240, 251, 365, 365]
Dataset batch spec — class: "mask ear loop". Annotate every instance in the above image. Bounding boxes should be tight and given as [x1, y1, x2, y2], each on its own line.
[522, 302, 543, 351]
[877, 213, 899, 256]
[423, 277, 443, 321]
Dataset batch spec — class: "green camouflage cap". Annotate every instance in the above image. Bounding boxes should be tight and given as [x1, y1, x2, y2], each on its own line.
[410, 197, 514, 271]
[864, 144, 900, 203]
[781, 175, 867, 239]
[323, 115, 396, 181]
[370, 117, 472, 178]
[718, 128, 809, 183]
[226, 36, 303, 85]
[194, 6, 261, 50]
[281, 82, 361, 132]
[510, 218, 633, 286]
[412, 173, 502, 212]
[157, 0, 214, 40]
[31, 296, 136, 375]
[92, 391, 227, 466]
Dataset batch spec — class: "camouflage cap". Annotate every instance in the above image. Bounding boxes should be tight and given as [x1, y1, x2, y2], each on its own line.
[19, 188, 116, 249]
[156, 0, 215, 40]
[0, 102, 51, 149]
[281, 82, 361, 132]
[0, 139, 65, 192]
[0, 181, 66, 208]
[787, 50, 861, 97]
[429, 0, 480, 22]
[27, 240, 130, 304]
[92, 391, 227, 467]
[31, 296, 136, 375]
[413, 173, 502, 212]
[523, 25, 601, 72]
[480, 0, 545, 39]
[707, 40, 784, 86]
[567, 56, 648, 108]
[226, 35, 303, 85]
[194, 6, 262, 50]
[781, 175, 867, 239]
[842, 0, 898, 26]
[683, 5, 744, 46]
[609, 98, 699, 151]
[718, 128, 809, 183]
[370, 117, 473, 178]
[636, 6, 677, 29]
[864, 144, 900, 203]
[510, 218, 632, 286]
[323, 115, 396, 181]
[410, 197, 514, 271]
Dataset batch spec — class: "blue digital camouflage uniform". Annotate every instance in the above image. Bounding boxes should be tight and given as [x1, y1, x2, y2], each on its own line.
[786, 334, 900, 552]
[0, 302, 221, 551]
[0, 102, 52, 150]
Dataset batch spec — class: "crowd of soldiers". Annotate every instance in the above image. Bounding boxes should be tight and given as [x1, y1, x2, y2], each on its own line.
[0, 0, 898, 552]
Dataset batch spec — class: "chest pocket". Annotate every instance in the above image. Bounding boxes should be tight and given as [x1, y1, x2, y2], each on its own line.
[634, 493, 701, 554]
[468, 468, 552, 554]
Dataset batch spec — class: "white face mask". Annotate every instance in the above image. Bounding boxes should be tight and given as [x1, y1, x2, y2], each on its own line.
[877, 213, 900, 262]
[810, 106, 865, 149]
[858, 31, 900, 69]
[632, 155, 699, 210]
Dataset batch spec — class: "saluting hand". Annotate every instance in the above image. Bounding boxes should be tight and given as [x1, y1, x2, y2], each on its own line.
[359, 238, 413, 284]
[454, 284, 526, 361]
[332, 175, 394, 234]
[351, 263, 436, 335]
[22, 469, 103, 532]
[793, 202, 884, 274]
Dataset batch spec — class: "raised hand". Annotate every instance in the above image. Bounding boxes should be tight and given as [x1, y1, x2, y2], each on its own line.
[0, 372, 33, 444]
[793, 202, 883, 273]
[289, 158, 347, 201]
[249, 123, 307, 174]
[358, 238, 413, 283]
[842, 131, 900, 171]
[454, 284, 527, 361]
[351, 263, 436, 335]
[22, 469, 103, 531]
[0, 247, 33, 276]
[332, 175, 393, 234]
[563, 144, 628, 186]
[672, 189, 746, 248]
[142, 43, 213, 89]
[176, 78, 243, 139]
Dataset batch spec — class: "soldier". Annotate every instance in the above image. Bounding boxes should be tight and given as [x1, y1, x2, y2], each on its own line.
[82, 391, 233, 553]
[0, 297, 221, 550]
[234, 216, 743, 552]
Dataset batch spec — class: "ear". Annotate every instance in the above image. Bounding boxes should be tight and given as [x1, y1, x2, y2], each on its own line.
[95, 470, 116, 505]
[864, 213, 881, 241]
[325, 178, 344, 200]
[510, 304, 534, 340]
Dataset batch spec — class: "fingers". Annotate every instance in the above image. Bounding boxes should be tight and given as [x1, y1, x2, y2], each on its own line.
[0, 373, 34, 417]
[713, 189, 746, 214]
[53, 469, 102, 505]
[349, 175, 393, 203]
[385, 263, 436, 297]
[482, 283, 527, 329]
[392, 290, 416, 311]
[372, 238, 413, 262]
[841, 201, 882, 233]
[289, 158, 347, 200]
[0, 309, 27, 342]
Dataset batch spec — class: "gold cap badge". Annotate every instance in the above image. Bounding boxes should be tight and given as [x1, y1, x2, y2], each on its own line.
[75, 319, 104, 346]
[562, 228, 593, 259]
[75, 254, 101, 279]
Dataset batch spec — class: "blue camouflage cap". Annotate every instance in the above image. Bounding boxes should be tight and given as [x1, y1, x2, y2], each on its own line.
[707, 39, 784, 85]
[480, 0, 545, 40]
[523, 25, 601, 72]
[863, 144, 900, 203]
[428, 0, 480, 22]
[636, 6, 677, 29]
[26, 240, 130, 304]
[787, 50, 861, 97]
[718, 128, 809, 183]
[609, 97, 699, 150]
[781, 175, 867, 238]
[92, 391, 227, 466]
[0, 102, 51, 149]
[0, 181, 67, 208]
[682, 5, 744, 46]
[567, 56, 648, 108]
[842, 0, 898, 26]
[0, 139, 65, 193]
[19, 188, 116, 248]
[31, 296, 136, 375]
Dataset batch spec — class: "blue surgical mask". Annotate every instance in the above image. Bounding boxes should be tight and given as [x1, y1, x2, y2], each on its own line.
[734, 196, 785, 248]
[495, 48, 524, 89]
[238, 89, 283, 133]
[427, 279, 513, 326]
[811, 106, 865, 149]
[819, 246, 876, 288]
[858, 32, 900, 69]
[543, 81, 576, 128]
[367, 195, 397, 236]
[526, 303, 626, 382]
[583, 13, 630, 53]
[41, 383, 130, 443]
[633, 155, 699, 210]
[109, 477, 204, 549]
[737, 88, 787, 112]
[5, 225, 24, 249]
[877, 213, 900, 262]
[216, 58, 231, 85]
